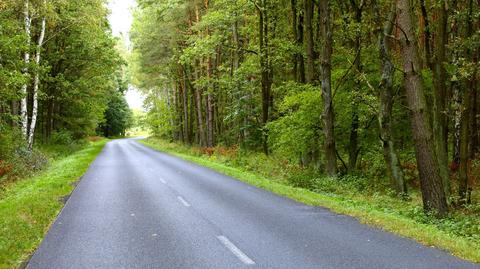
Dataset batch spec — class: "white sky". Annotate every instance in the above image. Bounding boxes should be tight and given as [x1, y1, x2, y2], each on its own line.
[107, 0, 145, 110]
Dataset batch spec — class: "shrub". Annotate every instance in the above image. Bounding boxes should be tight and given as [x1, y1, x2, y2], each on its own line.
[50, 129, 74, 145]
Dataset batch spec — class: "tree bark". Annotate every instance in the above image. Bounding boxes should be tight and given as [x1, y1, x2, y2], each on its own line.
[297, 7, 306, 83]
[257, 0, 272, 154]
[458, 85, 470, 205]
[396, 0, 447, 216]
[181, 66, 190, 144]
[194, 67, 206, 146]
[432, 0, 451, 198]
[174, 80, 183, 142]
[28, 2, 46, 150]
[347, 0, 362, 172]
[452, 81, 461, 168]
[470, 80, 478, 158]
[419, 0, 432, 69]
[232, 14, 248, 144]
[304, 0, 315, 83]
[206, 57, 215, 147]
[319, 0, 336, 176]
[459, 0, 475, 204]
[166, 82, 175, 140]
[291, 0, 298, 80]
[376, 2, 406, 195]
[21, 0, 32, 139]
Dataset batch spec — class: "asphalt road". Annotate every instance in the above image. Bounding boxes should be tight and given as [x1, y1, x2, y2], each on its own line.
[27, 138, 479, 269]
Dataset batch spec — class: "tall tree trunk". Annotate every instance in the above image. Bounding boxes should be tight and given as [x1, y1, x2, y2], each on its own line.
[376, 2, 406, 195]
[174, 80, 183, 142]
[452, 81, 461, 168]
[396, 0, 447, 216]
[304, 0, 315, 83]
[348, 1, 362, 172]
[319, 0, 336, 176]
[458, 86, 470, 205]
[206, 57, 215, 147]
[291, 0, 298, 80]
[193, 5, 207, 146]
[181, 66, 190, 144]
[203, 0, 215, 148]
[194, 67, 206, 146]
[470, 80, 478, 158]
[232, 15, 248, 145]
[432, 0, 451, 198]
[459, 0, 475, 205]
[21, 0, 32, 139]
[257, 0, 272, 154]
[297, 8, 306, 83]
[419, 0, 432, 69]
[166, 83, 175, 140]
[189, 81, 195, 143]
[28, 3, 46, 150]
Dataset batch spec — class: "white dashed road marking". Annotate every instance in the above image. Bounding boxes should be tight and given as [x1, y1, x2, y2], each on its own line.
[177, 196, 191, 207]
[216, 235, 255, 265]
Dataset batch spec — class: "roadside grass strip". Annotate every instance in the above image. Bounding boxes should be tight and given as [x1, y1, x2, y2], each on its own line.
[0, 140, 107, 269]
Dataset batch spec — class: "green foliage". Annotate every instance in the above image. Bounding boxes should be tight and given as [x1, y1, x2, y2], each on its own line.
[49, 129, 74, 145]
[145, 96, 174, 138]
[267, 82, 321, 159]
[0, 1, 24, 111]
[99, 91, 133, 137]
[0, 0, 125, 191]
[42, 3, 122, 138]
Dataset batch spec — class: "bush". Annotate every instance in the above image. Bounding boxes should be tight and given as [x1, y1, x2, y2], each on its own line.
[0, 147, 48, 186]
[0, 125, 49, 185]
[0, 125, 23, 160]
[50, 129, 74, 145]
[286, 169, 321, 190]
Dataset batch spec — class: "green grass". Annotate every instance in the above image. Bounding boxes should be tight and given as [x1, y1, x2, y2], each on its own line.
[141, 138, 480, 263]
[0, 139, 107, 269]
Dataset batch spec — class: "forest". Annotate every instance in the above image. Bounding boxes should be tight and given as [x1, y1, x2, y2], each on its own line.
[1, 0, 480, 266]
[131, 0, 479, 219]
[0, 0, 132, 181]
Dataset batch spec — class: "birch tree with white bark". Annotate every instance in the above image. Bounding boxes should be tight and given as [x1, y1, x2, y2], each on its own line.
[20, 0, 32, 139]
[27, 0, 47, 150]
[19, 0, 47, 150]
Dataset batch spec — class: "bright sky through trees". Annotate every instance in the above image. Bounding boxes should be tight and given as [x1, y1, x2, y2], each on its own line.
[108, 0, 144, 110]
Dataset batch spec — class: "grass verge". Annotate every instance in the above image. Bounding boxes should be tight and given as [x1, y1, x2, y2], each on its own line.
[140, 138, 480, 263]
[0, 139, 107, 269]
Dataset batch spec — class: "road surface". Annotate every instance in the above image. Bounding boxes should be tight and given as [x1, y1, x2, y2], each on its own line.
[27, 138, 479, 269]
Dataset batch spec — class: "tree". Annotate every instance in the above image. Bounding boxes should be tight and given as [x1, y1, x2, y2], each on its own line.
[375, 1, 406, 195]
[100, 91, 133, 137]
[27, 0, 47, 150]
[396, 0, 447, 215]
[20, 0, 32, 139]
[319, 0, 336, 176]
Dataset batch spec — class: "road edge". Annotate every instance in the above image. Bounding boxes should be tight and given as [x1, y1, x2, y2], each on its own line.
[139, 139, 480, 264]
